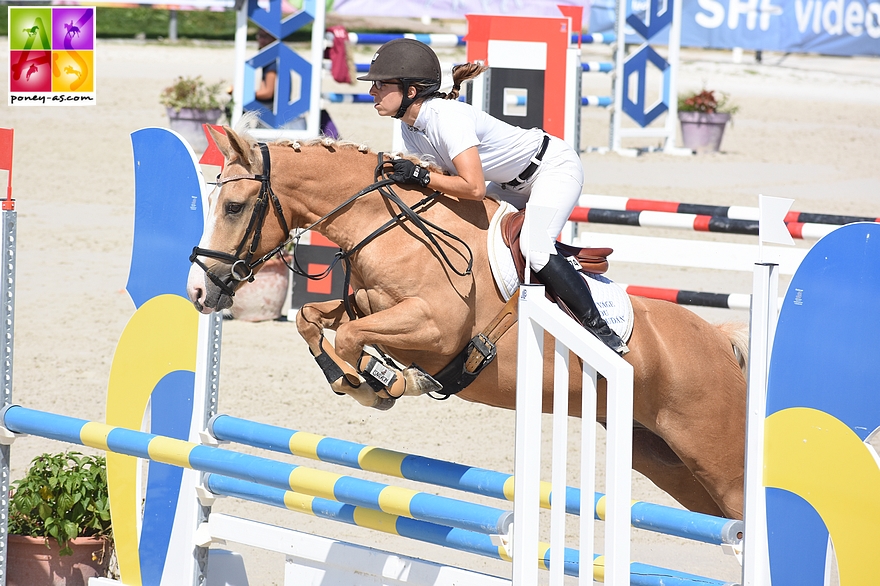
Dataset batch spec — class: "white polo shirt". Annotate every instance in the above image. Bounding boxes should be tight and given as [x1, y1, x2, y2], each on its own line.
[401, 98, 545, 184]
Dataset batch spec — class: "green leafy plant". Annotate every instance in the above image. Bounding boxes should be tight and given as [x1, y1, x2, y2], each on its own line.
[160, 75, 228, 112]
[9, 451, 113, 556]
[678, 89, 739, 115]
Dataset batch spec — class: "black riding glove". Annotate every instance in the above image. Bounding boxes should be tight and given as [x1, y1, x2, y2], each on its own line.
[390, 159, 431, 188]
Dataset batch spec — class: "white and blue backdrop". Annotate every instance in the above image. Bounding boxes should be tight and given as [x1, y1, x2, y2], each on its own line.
[331, 0, 880, 56]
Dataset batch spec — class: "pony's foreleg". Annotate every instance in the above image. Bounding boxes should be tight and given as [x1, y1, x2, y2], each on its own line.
[296, 300, 395, 410]
[334, 298, 450, 398]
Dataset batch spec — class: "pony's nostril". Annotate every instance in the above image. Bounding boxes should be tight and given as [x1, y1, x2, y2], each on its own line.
[188, 285, 205, 304]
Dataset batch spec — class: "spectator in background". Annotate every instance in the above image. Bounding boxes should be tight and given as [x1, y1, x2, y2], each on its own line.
[254, 28, 279, 109]
[252, 28, 339, 138]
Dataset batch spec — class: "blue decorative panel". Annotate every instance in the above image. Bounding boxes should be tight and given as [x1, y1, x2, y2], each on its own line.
[248, 0, 315, 41]
[245, 42, 312, 127]
[129, 128, 205, 307]
[764, 222, 880, 585]
[621, 45, 670, 127]
[626, 0, 674, 41]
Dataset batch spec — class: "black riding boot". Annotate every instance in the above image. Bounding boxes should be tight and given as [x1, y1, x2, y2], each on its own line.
[536, 253, 629, 355]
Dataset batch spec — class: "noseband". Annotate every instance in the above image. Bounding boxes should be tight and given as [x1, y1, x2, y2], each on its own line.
[189, 143, 290, 298]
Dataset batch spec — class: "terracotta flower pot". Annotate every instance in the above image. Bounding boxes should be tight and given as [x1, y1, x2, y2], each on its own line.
[6, 535, 111, 586]
[678, 111, 731, 153]
[228, 254, 291, 322]
[166, 107, 223, 153]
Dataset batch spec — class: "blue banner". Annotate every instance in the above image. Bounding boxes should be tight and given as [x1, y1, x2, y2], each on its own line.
[682, 0, 880, 56]
[590, 0, 880, 56]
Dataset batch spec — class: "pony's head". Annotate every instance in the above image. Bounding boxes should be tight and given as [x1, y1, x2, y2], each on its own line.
[186, 125, 291, 313]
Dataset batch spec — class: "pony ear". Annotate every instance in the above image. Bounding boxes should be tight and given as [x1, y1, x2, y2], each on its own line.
[209, 126, 255, 169]
[207, 126, 234, 161]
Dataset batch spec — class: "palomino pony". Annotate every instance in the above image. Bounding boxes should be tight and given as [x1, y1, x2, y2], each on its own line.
[186, 127, 749, 520]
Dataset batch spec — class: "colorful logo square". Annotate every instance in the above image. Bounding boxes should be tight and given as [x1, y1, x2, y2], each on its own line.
[8, 7, 53, 51]
[53, 51, 94, 93]
[9, 51, 52, 92]
[52, 8, 95, 51]
[7, 6, 96, 106]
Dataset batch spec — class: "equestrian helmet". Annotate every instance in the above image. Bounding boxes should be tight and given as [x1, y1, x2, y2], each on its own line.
[357, 38, 442, 85]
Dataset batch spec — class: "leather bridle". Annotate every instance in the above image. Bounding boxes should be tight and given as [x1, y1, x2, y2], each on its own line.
[189, 143, 290, 298]
[190, 143, 474, 311]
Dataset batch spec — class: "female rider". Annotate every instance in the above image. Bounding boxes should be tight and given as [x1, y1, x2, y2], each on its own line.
[358, 38, 627, 355]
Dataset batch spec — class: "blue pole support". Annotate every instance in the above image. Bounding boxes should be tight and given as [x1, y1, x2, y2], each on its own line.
[582, 96, 614, 107]
[322, 93, 374, 104]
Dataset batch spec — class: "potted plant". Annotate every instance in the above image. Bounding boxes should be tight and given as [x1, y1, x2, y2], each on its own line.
[7, 451, 114, 585]
[677, 89, 739, 153]
[225, 249, 293, 322]
[160, 75, 229, 152]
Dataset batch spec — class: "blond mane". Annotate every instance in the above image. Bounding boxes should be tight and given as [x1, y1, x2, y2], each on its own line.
[227, 110, 440, 172]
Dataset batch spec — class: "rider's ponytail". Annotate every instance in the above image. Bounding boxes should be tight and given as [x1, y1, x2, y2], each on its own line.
[443, 63, 489, 101]
[408, 62, 489, 103]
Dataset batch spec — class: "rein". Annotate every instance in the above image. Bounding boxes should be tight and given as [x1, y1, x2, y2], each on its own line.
[190, 145, 474, 308]
[287, 153, 475, 319]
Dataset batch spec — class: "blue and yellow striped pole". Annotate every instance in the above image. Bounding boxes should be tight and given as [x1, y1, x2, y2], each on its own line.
[205, 473, 513, 563]
[1, 405, 737, 586]
[207, 474, 736, 586]
[209, 414, 742, 546]
[1, 406, 511, 536]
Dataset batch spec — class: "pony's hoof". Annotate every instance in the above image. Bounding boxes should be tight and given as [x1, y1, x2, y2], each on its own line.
[403, 365, 442, 396]
[373, 397, 396, 411]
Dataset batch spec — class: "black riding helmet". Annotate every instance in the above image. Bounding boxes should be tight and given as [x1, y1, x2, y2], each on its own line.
[358, 38, 442, 119]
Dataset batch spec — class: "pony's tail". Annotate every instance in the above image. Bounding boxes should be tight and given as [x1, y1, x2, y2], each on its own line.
[716, 321, 750, 376]
[442, 63, 489, 101]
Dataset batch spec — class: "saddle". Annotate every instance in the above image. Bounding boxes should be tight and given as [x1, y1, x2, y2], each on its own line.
[500, 209, 612, 282]
[431, 209, 615, 398]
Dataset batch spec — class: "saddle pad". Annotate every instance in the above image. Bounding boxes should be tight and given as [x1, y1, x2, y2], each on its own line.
[487, 203, 634, 343]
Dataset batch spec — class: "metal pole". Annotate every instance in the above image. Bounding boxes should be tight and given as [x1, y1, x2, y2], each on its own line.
[0, 207, 16, 586]
[610, 0, 626, 152]
[169, 9, 178, 43]
[512, 286, 543, 585]
[742, 262, 778, 586]
[663, 0, 686, 153]
[231, 5, 248, 127]
[306, 0, 325, 135]
[192, 312, 222, 586]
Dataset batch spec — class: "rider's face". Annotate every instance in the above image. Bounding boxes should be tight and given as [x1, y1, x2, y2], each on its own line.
[369, 80, 404, 117]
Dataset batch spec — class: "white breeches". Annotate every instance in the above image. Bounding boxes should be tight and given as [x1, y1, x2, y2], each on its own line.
[485, 136, 584, 271]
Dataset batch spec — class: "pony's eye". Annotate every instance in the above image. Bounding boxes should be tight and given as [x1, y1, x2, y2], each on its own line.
[225, 202, 244, 214]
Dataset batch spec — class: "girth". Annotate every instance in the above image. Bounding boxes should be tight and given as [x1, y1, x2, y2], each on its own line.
[431, 293, 519, 397]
